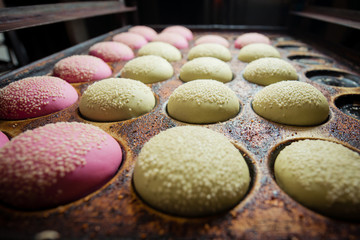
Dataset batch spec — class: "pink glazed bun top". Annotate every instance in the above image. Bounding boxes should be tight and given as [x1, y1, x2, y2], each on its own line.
[162, 25, 193, 41]
[0, 76, 78, 120]
[89, 41, 135, 62]
[0, 122, 122, 210]
[234, 32, 271, 49]
[153, 32, 189, 49]
[53, 55, 112, 83]
[112, 32, 148, 49]
[195, 35, 230, 48]
[128, 26, 158, 41]
[0, 131, 9, 148]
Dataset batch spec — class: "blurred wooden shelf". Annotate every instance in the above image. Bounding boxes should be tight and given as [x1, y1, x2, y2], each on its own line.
[291, 7, 360, 30]
[0, 1, 137, 32]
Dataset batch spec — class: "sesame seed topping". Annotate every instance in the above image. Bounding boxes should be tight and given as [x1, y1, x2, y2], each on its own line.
[79, 78, 155, 121]
[180, 57, 233, 83]
[121, 55, 173, 84]
[243, 57, 298, 85]
[275, 140, 360, 206]
[53, 55, 111, 83]
[133, 126, 250, 217]
[0, 122, 109, 201]
[0, 76, 75, 120]
[170, 79, 235, 105]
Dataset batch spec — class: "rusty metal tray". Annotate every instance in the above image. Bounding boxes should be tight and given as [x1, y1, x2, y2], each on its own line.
[0, 25, 359, 240]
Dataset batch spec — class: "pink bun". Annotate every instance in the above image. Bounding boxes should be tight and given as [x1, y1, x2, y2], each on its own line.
[0, 122, 122, 209]
[0, 131, 9, 148]
[128, 26, 157, 41]
[112, 32, 148, 49]
[235, 32, 271, 49]
[195, 35, 230, 47]
[0, 76, 78, 120]
[162, 25, 193, 41]
[53, 55, 112, 83]
[89, 41, 135, 62]
[152, 32, 189, 49]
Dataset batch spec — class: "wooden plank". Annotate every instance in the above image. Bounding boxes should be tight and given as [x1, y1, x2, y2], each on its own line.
[290, 9, 360, 30]
[307, 6, 360, 22]
[0, 2, 137, 32]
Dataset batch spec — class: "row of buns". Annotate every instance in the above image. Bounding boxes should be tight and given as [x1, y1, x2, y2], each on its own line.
[0, 26, 358, 221]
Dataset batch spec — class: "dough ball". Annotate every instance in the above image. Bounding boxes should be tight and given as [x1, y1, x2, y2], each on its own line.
[243, 57, 298, 85]
[0, 122, 122, 209]
[180, 57, 233, 83]
[121, 55, 174, 84]
[138, 42, 181, 62]
[275, 139, 360, 220]
[168, 79, 239, 123]
[252, 81, 329, 126]
[237, 43, 280, 62]
[133, 126, 250, 217]
[188, 43, 231, 62]
[79, 78, 155, 121]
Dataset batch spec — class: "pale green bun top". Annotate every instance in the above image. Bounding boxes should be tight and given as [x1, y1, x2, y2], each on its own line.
[138, 42, 182, 62]
[237, 43, 280, 63]
[79, 78, 155, 121]
[133, 126, 250, 217]
[180, 57, 233, 83]
[167, 79, 239, 123]
[252, 81, 329, 126]
[188, 43, 232, 62]
[275, 139, 360, 220]
[121, 55, 173, 84]
[243, 57, 297, 85]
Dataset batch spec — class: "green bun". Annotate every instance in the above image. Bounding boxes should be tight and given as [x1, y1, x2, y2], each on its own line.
[188, 43, 231, 62]
[243, 57, 297, 85]
[180, 57, 233, 83]
[167, 79, 239, 124]
[237, 43, 280, 63]
[275, 139, 360, 220]
[252, 81, 329, 126]
[79, 78, 155, 121]
[133, 126, 250, 217]
[121, 55, 173, 84]
[138, 42, 182, 62]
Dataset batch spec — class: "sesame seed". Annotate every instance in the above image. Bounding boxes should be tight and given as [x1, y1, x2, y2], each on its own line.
[0, 122, 109, 201]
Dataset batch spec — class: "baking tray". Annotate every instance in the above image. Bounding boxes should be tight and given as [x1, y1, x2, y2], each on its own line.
[0, 25, 359, 240]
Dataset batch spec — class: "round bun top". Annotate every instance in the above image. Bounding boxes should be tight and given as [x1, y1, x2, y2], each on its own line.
[112, 32, 148, 49]
[162, 25, 193, 41]
[180, 57, 233, 83]
[195, 35, 229, 47]
[252, 81, 329, 126]
[275, 139, 360, 219]
[167, 79, 239, 123]
[79, 78, 155, 121]
[133, 126, 250, 217]
[235, 32, 271, 49]
[152, 32, 189, 49]
[0, 122, 122, 209]
[121, 55, 174, 84]
[0, 76, 78, 120]
[138, 42, 182, 62]
[128, 25, 157, 41]
[243, 57, 298, 85]
[89, 41, 134, 62]
[188, 43, 232, 62]
[237, 43, 281, 62]
[53, 55, 112, 83]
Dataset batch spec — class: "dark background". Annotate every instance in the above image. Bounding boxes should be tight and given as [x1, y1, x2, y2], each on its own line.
[1, 0, 359, 68]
